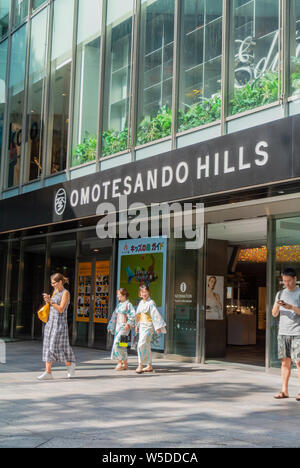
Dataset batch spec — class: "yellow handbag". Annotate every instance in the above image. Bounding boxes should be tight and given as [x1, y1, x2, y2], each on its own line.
[37, 293, 56, 323]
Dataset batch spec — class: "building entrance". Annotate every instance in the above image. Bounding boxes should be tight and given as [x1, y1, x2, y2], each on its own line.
[206, 217, 268, 366]
[75, 258, 112, 349]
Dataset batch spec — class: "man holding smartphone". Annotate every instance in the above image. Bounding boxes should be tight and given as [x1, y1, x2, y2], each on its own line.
[272, 268, 300, 400]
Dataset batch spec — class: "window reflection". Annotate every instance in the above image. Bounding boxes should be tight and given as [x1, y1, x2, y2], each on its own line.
[72, 0, 102, 167]
[0, 0, 10, 38]
[137, 0, 175, 145]
[289, 0, 300, 96]
[25, 8, 48, 182]
[228, 0, 279, 116]
[47, 0, 74, 175]
[12, 0, 28, 28]
[6, 26, 27, 188]
[178, 0, 222, 132]
[0, 40, 7, 163]
[102, 0, 133, 157]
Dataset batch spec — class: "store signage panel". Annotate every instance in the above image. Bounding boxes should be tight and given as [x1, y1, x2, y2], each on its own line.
[117, 237, 168, 352]
[76, 262, 92, 323]
[0, 115, 299, 233]
[94, 261, 110, 324]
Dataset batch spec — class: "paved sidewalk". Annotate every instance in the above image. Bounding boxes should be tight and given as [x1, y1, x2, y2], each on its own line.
[1, 341, 300, 448]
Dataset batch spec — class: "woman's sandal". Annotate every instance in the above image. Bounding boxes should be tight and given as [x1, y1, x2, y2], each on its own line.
[143, 366, 154, 373]
[274, 391, 289, 399]
[136, 365, 144, 374]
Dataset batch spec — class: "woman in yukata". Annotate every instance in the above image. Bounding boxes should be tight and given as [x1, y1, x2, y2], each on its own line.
[107, 288, 135, 371]
[135, 284, 166, 374]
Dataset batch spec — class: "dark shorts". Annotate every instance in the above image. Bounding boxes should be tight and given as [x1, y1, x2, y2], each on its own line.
[278, 335, 300, 362]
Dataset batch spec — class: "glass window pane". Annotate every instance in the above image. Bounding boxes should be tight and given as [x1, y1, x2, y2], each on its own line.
[46, 0, 74, 175]
[101, 0, 134, 157]
[72, 0, 102, 167]
[12, 0, 28, 28]
[271, 217, 300, 368]
[289, 0, 300, 96]
[24, 7, 48, 183]
[0, 0, 10, 38]
[228, 0, 279, 116]
[0, 40, 7, 161]
[137, 0, 175, 146]
[178, 0, 222, 132]
[6, 25, 27, 188]
[31, 0, 47, 12]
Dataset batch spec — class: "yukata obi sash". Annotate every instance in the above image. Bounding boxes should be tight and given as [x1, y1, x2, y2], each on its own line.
[136, 312, 153, 323]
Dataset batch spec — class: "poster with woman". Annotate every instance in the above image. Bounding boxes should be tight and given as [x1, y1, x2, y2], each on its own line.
[206, 276, 224, 320]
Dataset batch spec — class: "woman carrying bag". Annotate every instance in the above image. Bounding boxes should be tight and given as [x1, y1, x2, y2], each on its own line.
[37, 273, 76, 381]
[107, 288, 135, 371]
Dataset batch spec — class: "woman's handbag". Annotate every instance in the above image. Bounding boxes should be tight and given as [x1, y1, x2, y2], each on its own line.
[37, 292, 56, 323]
[37, 303, 50, 323]
[118, 334, 130, 348]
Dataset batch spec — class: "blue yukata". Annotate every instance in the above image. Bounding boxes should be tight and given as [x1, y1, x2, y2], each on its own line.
[107, 300, 135, 362]
[136, 298, 166, 366]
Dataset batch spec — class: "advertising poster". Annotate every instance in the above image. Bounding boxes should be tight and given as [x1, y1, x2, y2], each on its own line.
[76, 262, 92, 322]
[206, 275, 224, 321]
[94, 261, 110, 324]
[117, 237, 167, 351]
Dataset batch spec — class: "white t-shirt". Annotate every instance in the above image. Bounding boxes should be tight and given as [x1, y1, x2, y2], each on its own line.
[274, 287, 300, 336]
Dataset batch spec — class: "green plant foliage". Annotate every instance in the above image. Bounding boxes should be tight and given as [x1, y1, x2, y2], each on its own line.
[137, 105, 172, 145]
[290, 56, 300, 95]
[72, 136, 97, 166]
[102, 128, 129, 157]
[178, 94, 221, 132]
[230, 72, 278, 115]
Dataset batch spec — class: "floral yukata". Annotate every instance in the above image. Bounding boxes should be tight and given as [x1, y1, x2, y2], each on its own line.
[107, 300, 135, 362]
[136, 297, 166, 366]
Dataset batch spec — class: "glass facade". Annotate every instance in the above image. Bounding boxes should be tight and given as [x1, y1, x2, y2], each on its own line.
[25, 7, 48, 182]
[12, 0, 28, 28]
[0, 0, 299, 183]
[228, 0, 279, 115]
[0, 0, 9, 38]
[102, 0, 134, 156]
[6, 25, 27, 188]
[72, 0, 102, 166]
[178, 0, 222, 132]
[137, 0, 175, 145]
[46, 0, 74, 175]
[270, 216, 300, 368]
[289, 0, 300, 96]
[0, 39, 7, 162]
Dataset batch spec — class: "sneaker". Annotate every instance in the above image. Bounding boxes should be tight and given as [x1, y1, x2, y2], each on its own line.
[37, 371, 53, 381]
[67, 362, 76, 379]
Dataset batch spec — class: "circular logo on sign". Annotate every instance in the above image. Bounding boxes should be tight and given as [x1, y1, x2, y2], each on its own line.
[55, 188, 67, 216]
[180, 282, 187, 293]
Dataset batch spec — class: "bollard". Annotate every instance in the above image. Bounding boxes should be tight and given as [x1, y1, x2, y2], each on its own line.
[0, 339, 6, 364]
[10, 314, 14, 339]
